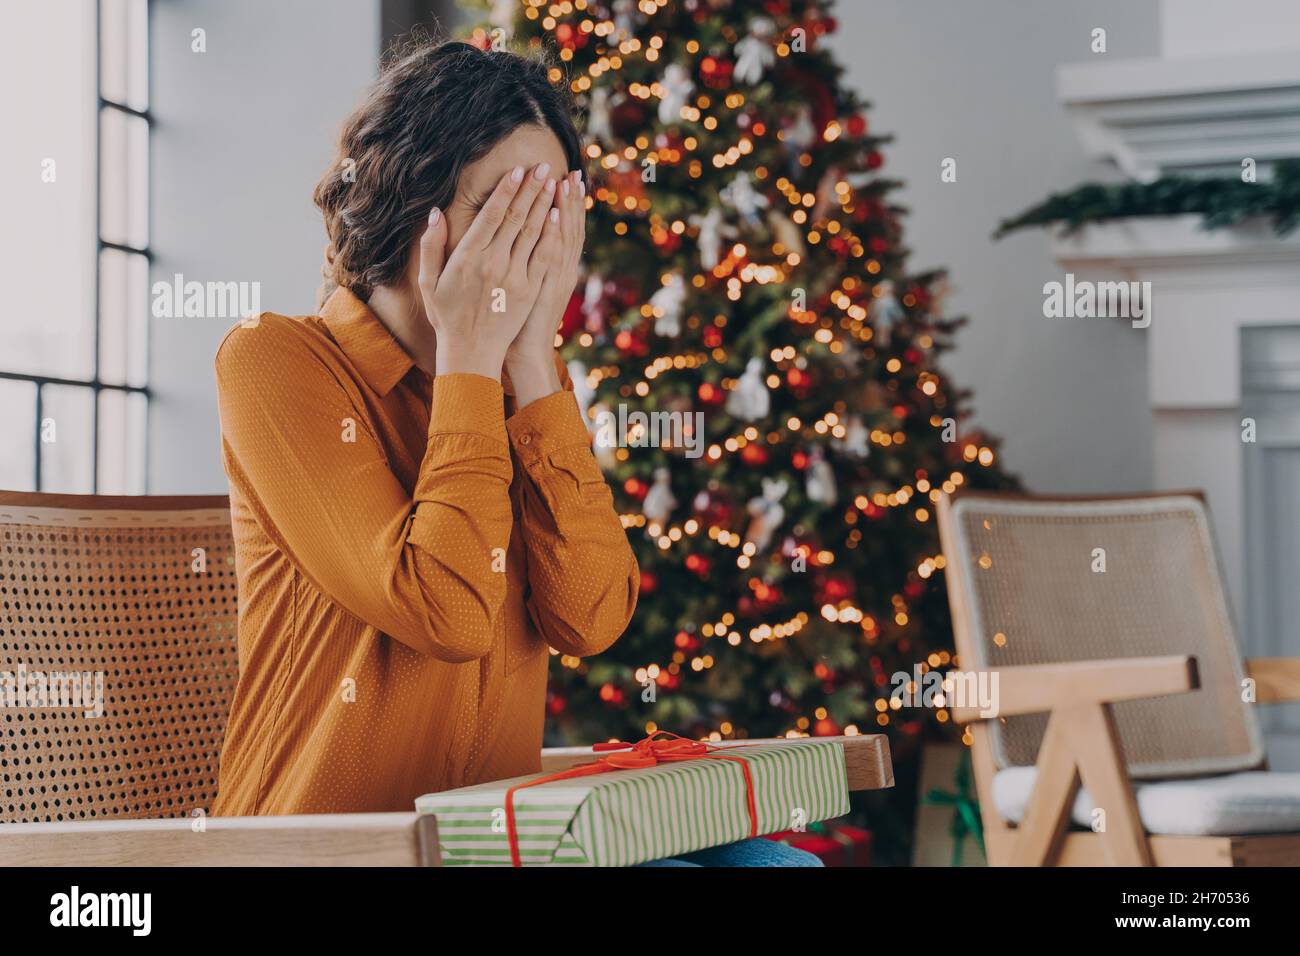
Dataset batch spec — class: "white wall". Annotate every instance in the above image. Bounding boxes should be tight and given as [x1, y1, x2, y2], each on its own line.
[149, 0, 380, 493]
[827, 0, 1162, 493]
[1161, 0, 1300, 58]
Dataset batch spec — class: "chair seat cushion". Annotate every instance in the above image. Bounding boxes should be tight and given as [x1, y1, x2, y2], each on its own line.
[992, 767, 1300, 836]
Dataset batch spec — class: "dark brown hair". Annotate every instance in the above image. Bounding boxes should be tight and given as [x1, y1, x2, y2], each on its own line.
[314, 38, 584, 305]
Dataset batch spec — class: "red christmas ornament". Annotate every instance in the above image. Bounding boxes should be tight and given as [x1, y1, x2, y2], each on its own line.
[614, 327, 649, 357]
[684, 553, 712, 577]
[653, 229, 682, 254]
[845, 113, 867, 137]
[904, 348, 923, 365]
[699, 55, 734, 89]
[741, 443, 769, 466]
[639, 569, 658, 594]
[819, 572, 854, 603]
[904, 579, 926, 599]
[697, 381, 724, 405]
[814, 717, 841, 737]
[559, 289, 584, 340]
[624, 477, 649, 499]
[791, 450, 809, 470]
[609, 97, 648, 140]
[546, 691, 566, 717]
[552, 22, 588, 51]
[702, 325, 723, 348]
[673, 629, 700, 652]
[866, 150, 884, 170]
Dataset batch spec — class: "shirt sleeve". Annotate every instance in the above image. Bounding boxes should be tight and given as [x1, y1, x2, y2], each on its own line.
[215, 319, 513, 662]
[505, 363, 639, 658]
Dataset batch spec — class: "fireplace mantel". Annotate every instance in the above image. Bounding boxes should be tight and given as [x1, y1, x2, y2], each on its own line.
[1056, 50, 1300, 180]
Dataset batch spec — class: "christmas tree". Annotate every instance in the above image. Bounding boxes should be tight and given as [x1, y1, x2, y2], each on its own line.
[469, 0, 1017, 753]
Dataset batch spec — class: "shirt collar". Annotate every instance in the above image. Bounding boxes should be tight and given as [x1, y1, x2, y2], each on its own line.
[320, 286, 416, 397]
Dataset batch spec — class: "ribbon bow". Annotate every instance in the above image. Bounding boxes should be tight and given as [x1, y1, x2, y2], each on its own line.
[921, 748, 985, 866]
[504, 731, 758, 867]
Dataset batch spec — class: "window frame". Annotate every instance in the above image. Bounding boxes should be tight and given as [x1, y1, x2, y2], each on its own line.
[0, 0, 152, 494]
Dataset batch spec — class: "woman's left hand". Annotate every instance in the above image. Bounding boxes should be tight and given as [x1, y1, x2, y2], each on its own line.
[505, 169, 586, 407]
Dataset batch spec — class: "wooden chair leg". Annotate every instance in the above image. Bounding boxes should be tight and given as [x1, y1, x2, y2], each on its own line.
[1007, 709, 1081, 866]
[1074, 703, 1153, 866]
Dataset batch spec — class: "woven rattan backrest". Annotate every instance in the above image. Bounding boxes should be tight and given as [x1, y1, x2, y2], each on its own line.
[0, 492, 238, 823]
[938, 492, 1262, 779]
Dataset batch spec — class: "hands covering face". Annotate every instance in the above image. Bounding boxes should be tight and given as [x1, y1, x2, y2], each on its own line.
[417, 163, 585, 383]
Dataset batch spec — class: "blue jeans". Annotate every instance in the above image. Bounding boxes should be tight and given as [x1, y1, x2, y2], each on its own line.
[638, 838, 824, 867]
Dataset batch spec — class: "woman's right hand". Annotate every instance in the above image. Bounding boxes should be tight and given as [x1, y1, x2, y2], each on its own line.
[417, 163, 558, 380]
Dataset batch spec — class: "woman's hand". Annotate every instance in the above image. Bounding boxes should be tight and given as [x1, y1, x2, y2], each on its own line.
[418, 163, 558, 380]
[506, 169, 586, 407]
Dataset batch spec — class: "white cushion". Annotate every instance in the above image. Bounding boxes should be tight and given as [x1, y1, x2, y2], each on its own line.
[993, 767, 1300, 836]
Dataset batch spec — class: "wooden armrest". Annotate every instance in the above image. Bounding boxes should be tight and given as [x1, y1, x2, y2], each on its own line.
[0, 812, 439, 867]
[541, 734, 893, 791]
[1246, 657, 1300, 704]
[950, 655, 1199, 722]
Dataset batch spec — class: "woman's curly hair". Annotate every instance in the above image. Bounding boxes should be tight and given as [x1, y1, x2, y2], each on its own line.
[313, 37, 584, 306]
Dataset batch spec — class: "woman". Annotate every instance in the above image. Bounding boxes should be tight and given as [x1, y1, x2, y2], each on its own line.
[212, 38, 817, 867]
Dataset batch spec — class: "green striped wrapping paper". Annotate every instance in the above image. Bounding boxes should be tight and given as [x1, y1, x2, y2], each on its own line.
[415, 740, 850, 867]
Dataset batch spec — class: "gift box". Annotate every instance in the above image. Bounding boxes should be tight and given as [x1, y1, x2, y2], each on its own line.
[416, 735, 850, 867]
[766, 821, 872, 867]
[911, 742, 988, 867]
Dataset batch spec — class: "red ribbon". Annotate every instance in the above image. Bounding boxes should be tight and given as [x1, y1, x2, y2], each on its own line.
[504, 731, 758, 867]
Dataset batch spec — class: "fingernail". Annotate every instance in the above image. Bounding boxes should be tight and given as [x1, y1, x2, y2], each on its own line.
[545, 178, 557, 195]
[561, 179, 570, 197]
[579, 180, 586, 197]
[550, 208, 559, 223]
[428, 206, 441, 225]
[534, 162, 551, 180]
[511, 166, 524, 183]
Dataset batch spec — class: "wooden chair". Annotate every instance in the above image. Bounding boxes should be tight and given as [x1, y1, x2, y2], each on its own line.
[937, 490, 1300, 866]
[0, 491, 892, 866]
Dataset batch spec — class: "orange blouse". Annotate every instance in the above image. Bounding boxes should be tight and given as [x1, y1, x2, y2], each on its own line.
[210, 287, 638, 815]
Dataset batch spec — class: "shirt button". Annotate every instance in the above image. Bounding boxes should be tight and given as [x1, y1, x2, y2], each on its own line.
[519, 434, 532, 445]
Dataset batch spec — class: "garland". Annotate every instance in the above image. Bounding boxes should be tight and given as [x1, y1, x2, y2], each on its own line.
[995, 158, 1300, 239]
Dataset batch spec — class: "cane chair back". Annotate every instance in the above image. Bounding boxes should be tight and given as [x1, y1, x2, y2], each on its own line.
[938, 492, 1262, 779]
[0, 492, 238, 823]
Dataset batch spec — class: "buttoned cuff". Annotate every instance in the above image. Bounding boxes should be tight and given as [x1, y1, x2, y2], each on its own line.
[506, 389, 591, 466]
[429, 373, 508, 445]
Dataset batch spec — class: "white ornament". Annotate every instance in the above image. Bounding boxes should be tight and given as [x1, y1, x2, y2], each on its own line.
[785, 106, 817, 153]
[872, 279, 906, 346]
[590, 402, 618, 469]
[659, 63, 694, 125]
[489, 0, 516, 33]
[642, 467, 678, 527]
[734, 17, 776, 85]
[805, 446, 837, 506]
[839, 416, 870, 458]
[587, 87, 613, 143]
[650, 273, 687, 338]
[745, 477, 788, 552]
[613, 0, 637, 35]
[766, 210, 805, 256]
[721, 172, 769, 226]
[582, 274, 604, 335]
[692, 207, 729, 271]
[726, 357, 770, 422]
[567, 359, 595, 420]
